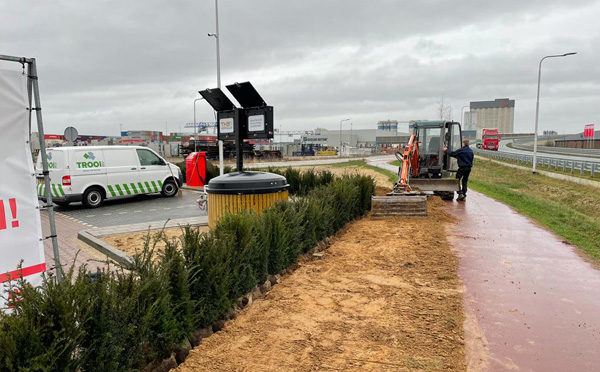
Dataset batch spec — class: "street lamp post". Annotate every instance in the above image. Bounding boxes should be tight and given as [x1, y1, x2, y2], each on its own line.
[193, 97, 205, 152]
[339, 118, 349, 155]
[208, 0, 221, 89]
[533, 52, 577, 173]
[208, 0, 223, 173]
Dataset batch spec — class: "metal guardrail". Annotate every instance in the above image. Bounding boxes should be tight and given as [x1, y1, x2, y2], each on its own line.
[475, 149, 600, 178]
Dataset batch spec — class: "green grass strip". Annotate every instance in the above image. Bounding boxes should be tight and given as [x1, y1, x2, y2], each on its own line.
[470, 161, 600, 261]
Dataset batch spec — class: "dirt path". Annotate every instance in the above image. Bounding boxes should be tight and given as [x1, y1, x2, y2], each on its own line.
[176, 200, 465, 372]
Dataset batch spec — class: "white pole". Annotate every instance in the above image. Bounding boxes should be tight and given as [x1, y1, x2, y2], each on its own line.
[215, 0, 221, 89]
[533, 52, 577, 173]
[339, 118, 349, 156]
[219, 140, 224, 175]
[193, 98, 203, 152]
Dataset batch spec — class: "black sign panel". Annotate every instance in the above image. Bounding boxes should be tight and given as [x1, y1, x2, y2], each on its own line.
[198, 88, 235, 112]
[245, 106, 274, 140]
[226, 82, 266, 108]
[217, 109, 244, 141]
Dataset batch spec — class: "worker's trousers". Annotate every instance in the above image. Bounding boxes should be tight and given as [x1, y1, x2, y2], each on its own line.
[456, 166, 472, 196]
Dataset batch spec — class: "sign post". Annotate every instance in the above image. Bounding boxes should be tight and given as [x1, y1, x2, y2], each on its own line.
[64, 126, 79, 146]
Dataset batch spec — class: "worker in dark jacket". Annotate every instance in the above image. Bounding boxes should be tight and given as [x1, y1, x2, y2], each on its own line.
[446, 139, 474, 201]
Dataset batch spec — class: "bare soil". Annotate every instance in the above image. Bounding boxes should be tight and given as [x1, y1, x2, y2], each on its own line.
[175, 199, 465, 372]
[101, 226, 209, 257]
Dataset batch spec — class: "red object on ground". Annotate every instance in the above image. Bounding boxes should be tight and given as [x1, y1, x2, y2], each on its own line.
[481, 128, 500, 150]
[186, 152, 207, 187]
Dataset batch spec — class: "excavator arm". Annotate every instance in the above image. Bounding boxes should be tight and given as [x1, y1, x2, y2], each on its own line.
[395, 134, 419, 192]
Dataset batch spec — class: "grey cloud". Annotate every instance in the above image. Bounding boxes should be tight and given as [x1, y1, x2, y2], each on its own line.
[1, 0, 598, 135]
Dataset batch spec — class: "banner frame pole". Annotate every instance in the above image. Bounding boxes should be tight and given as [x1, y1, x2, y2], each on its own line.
[0, 54, 62, 281]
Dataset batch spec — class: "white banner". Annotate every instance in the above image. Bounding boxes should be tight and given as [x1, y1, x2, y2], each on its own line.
[0, 70, 46, 307]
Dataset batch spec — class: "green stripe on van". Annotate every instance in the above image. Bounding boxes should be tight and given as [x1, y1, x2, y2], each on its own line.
[145, 182, 152, 193]
[57, 185, 65, 197]
[151, 181, 158, 192]
[115, 184, 124, 196]
[107, 185, 116, 197]
[122, 184, 132, 195]
[138, 182, 145, 193]
[130, 183, 138, 194]
[51, 184, 59, 198]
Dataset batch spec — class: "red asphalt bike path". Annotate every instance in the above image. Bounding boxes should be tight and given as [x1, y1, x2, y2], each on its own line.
[445, 192, 600, 371]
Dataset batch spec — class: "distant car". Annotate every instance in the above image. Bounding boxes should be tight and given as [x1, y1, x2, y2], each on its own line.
[36, 146, 183, 208]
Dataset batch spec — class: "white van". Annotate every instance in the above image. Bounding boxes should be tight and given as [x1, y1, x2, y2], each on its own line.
[36, 146, 183, 208]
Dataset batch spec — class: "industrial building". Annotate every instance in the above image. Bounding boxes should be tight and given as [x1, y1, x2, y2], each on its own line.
[469, 98, 515, 137]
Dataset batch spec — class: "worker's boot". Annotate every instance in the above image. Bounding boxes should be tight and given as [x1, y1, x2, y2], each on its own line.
[457, 193, 466, 201]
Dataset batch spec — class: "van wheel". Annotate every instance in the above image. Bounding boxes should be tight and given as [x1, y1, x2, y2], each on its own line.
[161, 179, 178, 197]
[83, 187, 104, 208]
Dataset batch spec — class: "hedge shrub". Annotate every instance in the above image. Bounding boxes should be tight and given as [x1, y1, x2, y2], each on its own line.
[0, 171, 374, 372]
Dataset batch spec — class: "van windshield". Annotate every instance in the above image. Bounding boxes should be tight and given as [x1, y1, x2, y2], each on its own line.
[136, 149, 165, 166]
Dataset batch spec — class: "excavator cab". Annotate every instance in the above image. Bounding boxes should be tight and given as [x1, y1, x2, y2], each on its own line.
[371, 121, 462, 218]
[414, 121, 462, 176]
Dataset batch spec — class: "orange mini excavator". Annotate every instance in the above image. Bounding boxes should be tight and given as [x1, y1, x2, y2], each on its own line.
[371, 120, 463, 218]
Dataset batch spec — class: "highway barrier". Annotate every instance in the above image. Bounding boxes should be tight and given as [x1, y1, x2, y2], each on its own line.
[475, 149, 600, 178]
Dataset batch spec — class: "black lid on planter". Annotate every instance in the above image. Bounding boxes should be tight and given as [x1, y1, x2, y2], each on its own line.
[205, 171, 288, 195]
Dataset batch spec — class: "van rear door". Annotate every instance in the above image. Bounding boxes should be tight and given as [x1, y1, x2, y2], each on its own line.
[102, 148, 140, 198]
[35, 148, 68, 198]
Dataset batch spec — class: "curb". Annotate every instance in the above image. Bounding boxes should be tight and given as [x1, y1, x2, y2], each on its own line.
[181, 185, 205, 192]
[78, 230, 134, 266]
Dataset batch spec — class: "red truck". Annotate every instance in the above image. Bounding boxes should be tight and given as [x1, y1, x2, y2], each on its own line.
[480, 128, 501, 150]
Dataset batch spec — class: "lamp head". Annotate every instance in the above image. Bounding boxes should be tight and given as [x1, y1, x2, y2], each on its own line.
[563, 52, 577, 56]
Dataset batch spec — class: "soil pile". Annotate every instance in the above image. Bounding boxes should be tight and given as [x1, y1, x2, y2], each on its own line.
[176, 199, 465, 372]
[101, 226, 209, 257]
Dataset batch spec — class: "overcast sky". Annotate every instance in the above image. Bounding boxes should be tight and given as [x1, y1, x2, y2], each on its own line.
[1, 0, 598, 136]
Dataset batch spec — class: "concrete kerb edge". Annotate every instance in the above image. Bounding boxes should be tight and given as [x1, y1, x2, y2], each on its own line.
[476, 156, 600, 189]
[78, 230, 134, 266]
[181, 185, 205, 192]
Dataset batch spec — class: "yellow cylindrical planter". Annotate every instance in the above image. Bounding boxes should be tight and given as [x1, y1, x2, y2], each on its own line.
[205, 171, 289, 228]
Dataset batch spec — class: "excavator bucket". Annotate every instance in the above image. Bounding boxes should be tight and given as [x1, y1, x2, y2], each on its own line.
[371, 195, 428, 218]
[408, 178, 459, 192]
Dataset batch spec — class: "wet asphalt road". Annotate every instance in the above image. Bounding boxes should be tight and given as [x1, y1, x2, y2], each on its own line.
[52, 190, 206, 228]
[445, 192, 600, 371]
